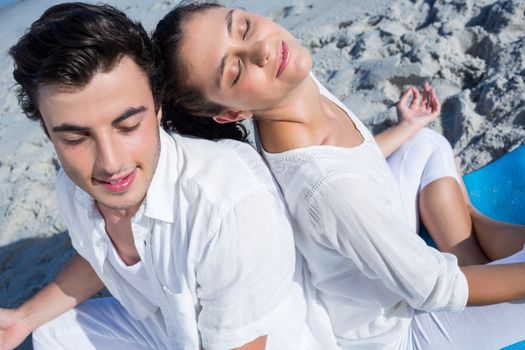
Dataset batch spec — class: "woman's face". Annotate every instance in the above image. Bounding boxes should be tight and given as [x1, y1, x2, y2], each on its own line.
[181, 7, 312, 117]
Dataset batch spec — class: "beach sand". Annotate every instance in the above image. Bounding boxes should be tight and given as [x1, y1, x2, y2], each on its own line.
[0, 0, 523, 348]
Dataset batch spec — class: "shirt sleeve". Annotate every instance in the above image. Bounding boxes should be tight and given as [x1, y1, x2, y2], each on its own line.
[195, 187, 298, 349]
[306, 173, 468, 313]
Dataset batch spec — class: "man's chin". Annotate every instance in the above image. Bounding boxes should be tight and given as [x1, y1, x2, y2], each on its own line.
[94, 192, 145, 214]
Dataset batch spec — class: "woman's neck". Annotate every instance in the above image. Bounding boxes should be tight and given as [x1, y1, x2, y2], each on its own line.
[255, 76, 328, 153]
[255, 76, 362, 153]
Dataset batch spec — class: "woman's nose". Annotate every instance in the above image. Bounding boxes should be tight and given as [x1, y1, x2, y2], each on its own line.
[248, 38, 271, 67]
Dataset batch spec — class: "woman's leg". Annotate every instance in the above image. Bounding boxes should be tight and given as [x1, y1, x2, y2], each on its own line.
[454, 168, 525, 261]
[470, 208, 525, 260]
[32, 297, 169, 350]
[410, 300, 525, 350]
[419, 177, 488, 266]
[387, 128, 488, 266]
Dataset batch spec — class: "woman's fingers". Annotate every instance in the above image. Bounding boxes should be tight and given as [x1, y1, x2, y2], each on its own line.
[410, 87, 420, 109]
[433, 89, 441, 115]
[398, 87, 413, 108]
[421, 82, 430, 109]
[429, 88, 436, 112]
[429, 88, 440, 114]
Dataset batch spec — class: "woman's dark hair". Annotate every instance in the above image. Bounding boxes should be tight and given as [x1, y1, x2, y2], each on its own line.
[9, 2, 162, 135]
[153, 1, 248, 141]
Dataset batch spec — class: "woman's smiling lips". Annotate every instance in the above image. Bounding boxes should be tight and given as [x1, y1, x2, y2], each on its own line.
[93, 168, 137, 193]
[276, 41, 290, 77]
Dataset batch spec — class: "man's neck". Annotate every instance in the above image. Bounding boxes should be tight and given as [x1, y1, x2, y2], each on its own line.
[96, 201, 143, 266]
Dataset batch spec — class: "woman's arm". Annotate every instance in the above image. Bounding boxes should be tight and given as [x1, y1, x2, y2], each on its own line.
[375, 83, 441, 157]
[307, 174, 468, 313]
[309, 174, 525, 312]
[462, 263, 525, 305]
[233, 336, 267, 350]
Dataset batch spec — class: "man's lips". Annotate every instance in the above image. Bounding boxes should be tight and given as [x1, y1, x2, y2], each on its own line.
[276, 41, 290, 77]
[93, 169, 137, 193]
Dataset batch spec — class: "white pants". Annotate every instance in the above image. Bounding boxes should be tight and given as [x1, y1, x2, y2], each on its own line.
[33, 298, 170, 350]
[387, 128, 525, 349]
[386, 127, 460, 233]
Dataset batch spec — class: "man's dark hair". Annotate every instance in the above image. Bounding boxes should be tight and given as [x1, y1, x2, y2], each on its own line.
[153, 1, 248, 141]
[9, 2, 161, 135]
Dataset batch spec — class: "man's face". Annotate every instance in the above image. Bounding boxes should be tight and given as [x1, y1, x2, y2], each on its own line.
[38, 57, 161, 215]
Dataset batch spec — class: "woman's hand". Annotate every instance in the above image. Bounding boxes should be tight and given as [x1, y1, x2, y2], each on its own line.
[0, 308, 32, 350]
[375, 83, 441, 157]
[396, 82, 441, 130]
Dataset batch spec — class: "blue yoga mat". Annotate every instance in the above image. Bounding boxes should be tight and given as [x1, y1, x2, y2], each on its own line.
[502, 339, 525, 350]
[463, 145, 525, 225]
[420, 145, 525, 246]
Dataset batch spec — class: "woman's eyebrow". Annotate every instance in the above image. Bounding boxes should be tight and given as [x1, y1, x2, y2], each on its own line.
[226, 9, 234, 36]
[217, 9, 236, 87]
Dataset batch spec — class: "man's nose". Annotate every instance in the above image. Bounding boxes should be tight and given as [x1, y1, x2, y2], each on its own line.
[95, 134, 122, 176]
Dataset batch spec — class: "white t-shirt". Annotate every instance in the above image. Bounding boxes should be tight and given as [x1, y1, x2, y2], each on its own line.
[262, 76, 468, 350]
[56, 129, 339, 349]
[106, 237, 153, 302]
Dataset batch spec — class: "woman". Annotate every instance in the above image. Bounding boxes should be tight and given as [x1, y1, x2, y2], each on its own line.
[153, 3, 525, 349]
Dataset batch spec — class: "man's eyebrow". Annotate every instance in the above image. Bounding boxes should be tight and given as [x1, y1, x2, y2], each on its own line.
[112, 106, 147, 125]
[52, 124, 90, 133]
[51, 106, 147, 133]
[217, 9, 236, 87]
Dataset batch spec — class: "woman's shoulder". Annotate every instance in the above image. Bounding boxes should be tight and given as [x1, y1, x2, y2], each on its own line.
[263, 146, 354, 195]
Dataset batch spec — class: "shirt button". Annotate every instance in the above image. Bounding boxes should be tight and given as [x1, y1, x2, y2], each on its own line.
[143, 240, 147, 246]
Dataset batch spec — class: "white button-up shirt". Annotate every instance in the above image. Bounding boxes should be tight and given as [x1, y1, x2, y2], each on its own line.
[262, 76, 468, 350]
[56, 130, 339, 349]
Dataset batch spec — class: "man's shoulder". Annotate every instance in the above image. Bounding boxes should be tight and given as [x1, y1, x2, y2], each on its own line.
[169, 132, 276, 203]
[172, 132, 257, 160]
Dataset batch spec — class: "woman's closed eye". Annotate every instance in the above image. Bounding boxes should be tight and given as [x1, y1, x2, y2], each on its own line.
[231, 17, 251, 87]
[242, 19, 251, 40]
[233, 58, 243, 86]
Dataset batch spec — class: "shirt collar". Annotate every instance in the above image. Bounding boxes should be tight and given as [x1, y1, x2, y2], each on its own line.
[74, 184, 94, 210]
[143, 128, 180, 223]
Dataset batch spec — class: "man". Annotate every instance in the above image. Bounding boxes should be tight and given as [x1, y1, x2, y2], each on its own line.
[0, 3, 337, 349]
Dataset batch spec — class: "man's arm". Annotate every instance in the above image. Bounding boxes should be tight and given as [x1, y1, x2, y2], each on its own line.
[0, 253, 103, 350]
[375, 83, 440, 157]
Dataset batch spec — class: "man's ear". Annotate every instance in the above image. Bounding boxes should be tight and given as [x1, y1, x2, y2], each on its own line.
[212, 110, 253, 124]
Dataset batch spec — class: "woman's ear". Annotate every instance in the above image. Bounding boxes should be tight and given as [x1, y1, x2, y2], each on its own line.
[156, 107, 163, 126]
[212, 110, 253, 124]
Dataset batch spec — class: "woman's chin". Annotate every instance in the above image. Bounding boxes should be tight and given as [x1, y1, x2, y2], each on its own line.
[293, 50, 313, 80]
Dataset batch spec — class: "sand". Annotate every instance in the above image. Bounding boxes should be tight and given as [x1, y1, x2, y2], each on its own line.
[0, 0, 523, 349]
